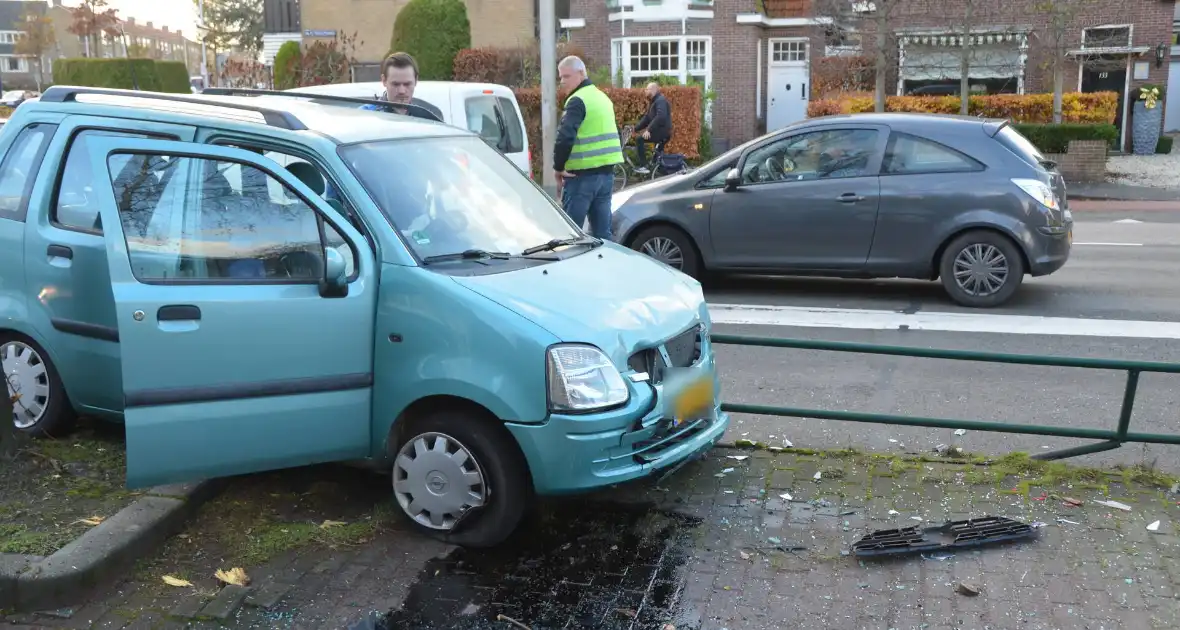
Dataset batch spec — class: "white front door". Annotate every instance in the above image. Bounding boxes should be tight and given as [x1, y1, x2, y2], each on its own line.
[1166, 58, 1180, 132]
[767, 39, 810, 132]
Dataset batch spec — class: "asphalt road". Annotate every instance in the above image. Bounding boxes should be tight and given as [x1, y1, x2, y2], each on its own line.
[703, 210, 1180, 471]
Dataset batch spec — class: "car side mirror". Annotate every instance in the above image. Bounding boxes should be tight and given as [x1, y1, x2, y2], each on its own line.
[724, 168, 742, 191]
[321, 247, 348, 298]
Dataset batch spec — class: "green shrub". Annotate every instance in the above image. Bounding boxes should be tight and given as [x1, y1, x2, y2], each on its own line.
[391, 0, 471, 80]
[1010, 123, 1119, 153]
[52, 58, 164, 91]
[1156, 135, 1174, 154]
[274, 41, 302, 89]
[154, 61, 191, 93]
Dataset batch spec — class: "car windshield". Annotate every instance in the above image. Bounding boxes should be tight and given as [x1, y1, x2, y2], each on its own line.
[339, 136, 580, 259]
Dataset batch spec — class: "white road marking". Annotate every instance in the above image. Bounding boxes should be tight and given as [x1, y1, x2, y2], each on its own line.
[708, 303, 1180, 339]
[1073, 242, 1144, 246]
[1113, 219, 1144, 224]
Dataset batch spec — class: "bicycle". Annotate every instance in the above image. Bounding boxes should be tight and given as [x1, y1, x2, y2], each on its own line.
[612, 124, 692, 192]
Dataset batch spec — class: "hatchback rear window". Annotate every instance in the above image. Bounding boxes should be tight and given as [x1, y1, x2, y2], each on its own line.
[464, 95, 524, 154]
[995, 125, 1045, 168]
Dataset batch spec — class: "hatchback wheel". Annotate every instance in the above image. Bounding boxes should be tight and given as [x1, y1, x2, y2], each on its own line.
[391, 409, 530, 548]
[2, 335, 75, 437]
[630, 224, 702, 278]
[938, 230, 1025, 308]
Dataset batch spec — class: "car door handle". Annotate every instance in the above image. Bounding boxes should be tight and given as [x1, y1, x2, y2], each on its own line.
[47, 244, 73, 260]
[157, 305, 201, 321]
[837, 193, 865, 203]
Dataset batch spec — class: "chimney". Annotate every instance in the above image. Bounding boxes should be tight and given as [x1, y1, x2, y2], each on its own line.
[52, 0, 62, 7]
[176, 29, 183, 37]
[162, 26, 169, 33]
[146, 21, 153, 29]
[127, 17, 135, 25]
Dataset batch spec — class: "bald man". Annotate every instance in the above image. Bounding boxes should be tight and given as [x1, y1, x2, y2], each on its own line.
[633, 82, 673, 174]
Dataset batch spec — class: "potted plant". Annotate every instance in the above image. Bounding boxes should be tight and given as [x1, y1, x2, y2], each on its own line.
[1132, 84, 1164, 155]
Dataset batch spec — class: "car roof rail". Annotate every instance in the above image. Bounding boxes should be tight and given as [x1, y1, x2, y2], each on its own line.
[38, 85, 308, 131]
[200, 87, 445, 123]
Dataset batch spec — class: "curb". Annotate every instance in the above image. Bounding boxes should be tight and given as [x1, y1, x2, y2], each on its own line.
[0, 478, 225, 612]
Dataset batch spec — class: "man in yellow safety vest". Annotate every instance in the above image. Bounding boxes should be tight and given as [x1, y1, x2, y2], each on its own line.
[553, 55, 624, 240]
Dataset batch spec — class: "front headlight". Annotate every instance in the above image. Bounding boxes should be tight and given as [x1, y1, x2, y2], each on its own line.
[1011, 178, 1059, 211]
[610, 188, 638, 213]
[547, 344, 629, 412]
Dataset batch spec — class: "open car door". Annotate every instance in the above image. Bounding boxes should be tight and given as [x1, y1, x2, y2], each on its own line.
[86, 136, 378, 489]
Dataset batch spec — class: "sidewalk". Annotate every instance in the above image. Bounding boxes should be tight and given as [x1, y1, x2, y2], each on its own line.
[1068, 181, 1180, 203]
[3, 447, 1177, 629]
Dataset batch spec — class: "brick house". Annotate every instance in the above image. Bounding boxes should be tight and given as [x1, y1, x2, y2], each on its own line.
[564, 0, 1176, 152]
[299, 0, 541, 81]
[47, 1, 205, 77]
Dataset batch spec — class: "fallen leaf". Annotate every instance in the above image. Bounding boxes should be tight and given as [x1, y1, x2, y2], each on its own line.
[739, 550, 752, 560]
[319, 520, 347, 529]
[75, 516, 105, 526]
[1063, 497, 1083, 507]
[214, 567, 250, 586]
[162, 575, 193, 587]
[615, 608, 636, 618]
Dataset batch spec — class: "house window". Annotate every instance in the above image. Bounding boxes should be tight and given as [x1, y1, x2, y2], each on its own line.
[3, 57, 27, 73]
[611, 36, 711, 89]
[772, 40, 807, 63]
[1082, 26, 1132, 49]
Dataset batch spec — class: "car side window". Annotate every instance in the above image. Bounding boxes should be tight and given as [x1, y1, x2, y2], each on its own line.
[698, 160, 736, 188]
[740, 129, 880, 184]
[465, 95, 523, 154]
[109, 152, 356, 283]
[54, 129, 170, 232]
[882, 133, 983, 175]
[0, 122, 57, 221]
[495, 96, 525, 154]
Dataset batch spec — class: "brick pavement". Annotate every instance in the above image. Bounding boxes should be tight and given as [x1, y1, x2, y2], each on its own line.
[3, 447, 1179, 630]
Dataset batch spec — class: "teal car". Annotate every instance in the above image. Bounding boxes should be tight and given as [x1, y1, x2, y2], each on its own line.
[0, 86, 729, 547]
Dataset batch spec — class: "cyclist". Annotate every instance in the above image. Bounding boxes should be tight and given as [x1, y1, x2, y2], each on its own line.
[632, 82, 672, 175]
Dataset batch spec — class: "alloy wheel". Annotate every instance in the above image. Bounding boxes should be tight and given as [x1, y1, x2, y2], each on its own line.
[953, 243, 1010, 297]
[393, 432, 488, 531]
[2, 341, 50, 429]
[640, 237, 684, 270]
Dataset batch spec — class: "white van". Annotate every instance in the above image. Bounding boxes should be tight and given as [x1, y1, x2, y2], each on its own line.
[287, 81, 532, 176]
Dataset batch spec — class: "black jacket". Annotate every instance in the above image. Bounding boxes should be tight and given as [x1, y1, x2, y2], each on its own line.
[553, 79, 616, 176]
[635, 92, 672, 143]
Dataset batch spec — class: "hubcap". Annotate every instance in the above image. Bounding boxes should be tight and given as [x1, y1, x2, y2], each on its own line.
[640, 237, 684, 269]
[2, 341, 50, 429]
[953, 243, 1009, 297]
[393, 432, 488, 531]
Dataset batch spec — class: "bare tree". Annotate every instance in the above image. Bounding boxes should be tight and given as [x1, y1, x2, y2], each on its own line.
[1033, 0, 1103, 124]
[15, 7, 55, 90]
[67, 0, 120, 58]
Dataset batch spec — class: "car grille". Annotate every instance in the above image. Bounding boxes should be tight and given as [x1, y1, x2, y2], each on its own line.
[626, 324, 703, 384]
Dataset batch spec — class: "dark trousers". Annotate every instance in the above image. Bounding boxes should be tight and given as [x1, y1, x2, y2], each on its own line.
[560, 171, 614, 240]
[636, 137, 667, 168]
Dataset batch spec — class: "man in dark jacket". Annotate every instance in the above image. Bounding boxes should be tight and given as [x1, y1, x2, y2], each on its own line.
[632, 82, 672, 174]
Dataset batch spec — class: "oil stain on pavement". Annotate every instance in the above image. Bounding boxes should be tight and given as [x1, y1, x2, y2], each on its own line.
[365, 502, 702, 630]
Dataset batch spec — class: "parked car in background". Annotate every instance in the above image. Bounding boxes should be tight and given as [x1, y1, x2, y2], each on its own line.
[2, 90, 37, 108]
[610, 113, 1073, 308]
[286, 81, 532, 176]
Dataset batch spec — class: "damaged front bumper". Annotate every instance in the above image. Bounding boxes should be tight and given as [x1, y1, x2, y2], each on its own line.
[506, 343, 729, 496]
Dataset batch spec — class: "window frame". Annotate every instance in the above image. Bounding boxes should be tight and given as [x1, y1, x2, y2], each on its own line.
[610, 35, 712, 90]
[50, 127, 180, 235]
[108, 147, 362, 287]
[879, 131, 985, 177]
[0, 122, 58, 222]
[463, 94, 524, 155]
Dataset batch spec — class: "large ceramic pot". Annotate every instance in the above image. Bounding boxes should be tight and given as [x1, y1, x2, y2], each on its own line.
[1132, 100, 1163, 156]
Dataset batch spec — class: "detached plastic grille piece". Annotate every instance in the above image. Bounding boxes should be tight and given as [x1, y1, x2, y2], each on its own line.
[851, 516, 1036, 557]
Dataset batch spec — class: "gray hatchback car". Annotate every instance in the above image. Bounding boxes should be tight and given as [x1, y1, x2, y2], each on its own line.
[610, 113, 1073, 308]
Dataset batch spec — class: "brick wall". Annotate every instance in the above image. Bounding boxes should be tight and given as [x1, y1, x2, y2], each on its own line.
[1043, 139, 1108, 183]
[301, 0, 536, 64]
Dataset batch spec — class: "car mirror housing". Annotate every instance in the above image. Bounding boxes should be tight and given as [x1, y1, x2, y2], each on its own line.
[724, 168, 741, 191]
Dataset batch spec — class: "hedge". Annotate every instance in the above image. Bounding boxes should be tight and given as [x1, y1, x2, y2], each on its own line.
[51, 58, 192, 93]
[391, 0, 471, 80]
[274, 41, 302, 89]
[453, 43, 586, 87]
[515, 85, 703, 179]
[808, 91, 1120, 124]
[1010, 123, 1119, 154]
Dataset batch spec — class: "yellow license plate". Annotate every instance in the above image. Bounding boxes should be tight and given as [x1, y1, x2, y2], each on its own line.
[669, 374, 715, 427]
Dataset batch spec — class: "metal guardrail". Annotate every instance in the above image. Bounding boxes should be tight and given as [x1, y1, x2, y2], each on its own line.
[710, 333, 1180, 460]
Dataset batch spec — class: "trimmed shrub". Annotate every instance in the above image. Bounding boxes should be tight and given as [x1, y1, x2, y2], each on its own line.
[154, 61, 192, 93]
[808, 91, 1120, 125]
[391, 0, 471, 80]
[1157, 135, 1174, 154]
[516, 85, 703, 179]
[274, 41, 302, 89]
[1010, 123, 1119, 153]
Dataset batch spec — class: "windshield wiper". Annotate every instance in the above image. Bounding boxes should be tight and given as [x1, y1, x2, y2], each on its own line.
[422, 249, 512, 264]
[522, 236, 598, 256]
